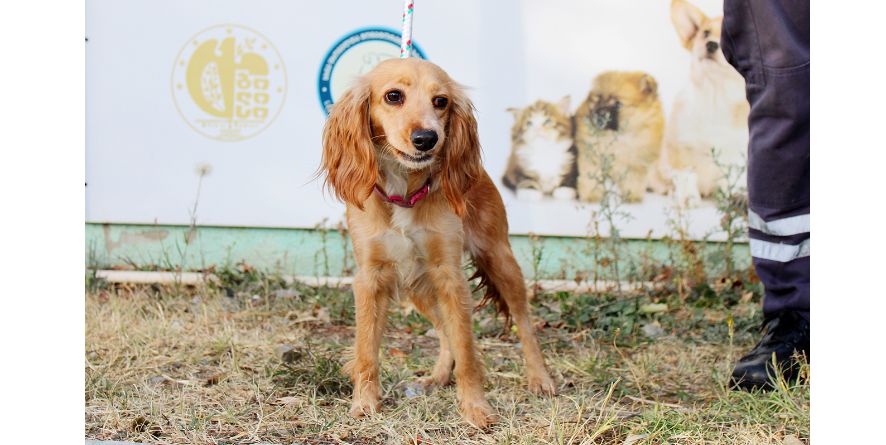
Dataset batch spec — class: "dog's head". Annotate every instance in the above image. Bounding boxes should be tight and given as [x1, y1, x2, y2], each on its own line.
[585, 71, 658, 131]
[321, 58, 481, 216]
[670, 0, 731, 76]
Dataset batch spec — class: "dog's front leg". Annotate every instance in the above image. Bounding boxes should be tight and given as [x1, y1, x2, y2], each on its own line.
[348, 264, 395, 418]
[428, 263, 497, 429]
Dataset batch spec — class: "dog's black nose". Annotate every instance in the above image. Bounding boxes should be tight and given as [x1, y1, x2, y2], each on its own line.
[706, 40, 719, 54]
[411, 129, 438, 152]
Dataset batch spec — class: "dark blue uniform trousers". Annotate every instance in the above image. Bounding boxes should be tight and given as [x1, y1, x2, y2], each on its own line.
[721, 0, 810, 319]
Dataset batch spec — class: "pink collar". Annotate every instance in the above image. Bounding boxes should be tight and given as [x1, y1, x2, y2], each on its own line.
[373, 176, 432, 208]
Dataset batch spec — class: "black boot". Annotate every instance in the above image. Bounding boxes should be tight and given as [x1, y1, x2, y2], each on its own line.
[731, 311, 809, 391]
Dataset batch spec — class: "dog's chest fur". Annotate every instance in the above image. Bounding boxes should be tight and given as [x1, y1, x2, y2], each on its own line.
[377, 161, 458, 288]
[672, 71, 748, 165]
[377, 226, 425, 288]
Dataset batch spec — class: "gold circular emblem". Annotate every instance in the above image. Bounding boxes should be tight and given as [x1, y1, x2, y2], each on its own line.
[172, 24, 286, 141]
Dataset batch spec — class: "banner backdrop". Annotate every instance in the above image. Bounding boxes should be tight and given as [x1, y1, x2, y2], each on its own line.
[86, 0, 744, 240]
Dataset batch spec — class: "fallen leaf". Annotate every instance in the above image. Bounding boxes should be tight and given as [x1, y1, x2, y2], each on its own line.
[315, 307, 331, 323]
[131, 416, 162, 437]
[783, 435, 804, 445]
[544, 301, 563, 314]
[276, 345, 304, 364]
[204, 372, 225, 386]
[653, 267, 673, 282]
[389, 347, 408, 358]
[274, 396, 302, 406]
[623, 434, 648, 445]
[132, 416, 149, 432]
[148, 375, 167, 385]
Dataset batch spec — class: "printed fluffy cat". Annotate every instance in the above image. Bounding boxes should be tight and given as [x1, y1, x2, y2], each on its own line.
[502, 97, 577, 201]
[574, 71, 665, 203]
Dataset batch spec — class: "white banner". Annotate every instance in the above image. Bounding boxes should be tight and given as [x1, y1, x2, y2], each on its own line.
[86, 0, 743, 240]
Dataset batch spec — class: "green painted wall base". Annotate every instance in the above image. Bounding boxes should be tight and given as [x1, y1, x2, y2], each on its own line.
[86, 223, 750, 280]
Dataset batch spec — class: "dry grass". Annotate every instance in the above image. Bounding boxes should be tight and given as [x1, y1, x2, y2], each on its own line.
[86, 277, 808, 444]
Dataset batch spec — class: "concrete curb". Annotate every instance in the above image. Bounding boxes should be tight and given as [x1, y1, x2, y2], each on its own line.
[95, 269, 662, 294]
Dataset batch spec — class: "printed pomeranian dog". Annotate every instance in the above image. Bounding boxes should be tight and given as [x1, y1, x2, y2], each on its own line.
[660, 0, 750, 207]
[574, 71, 665, 203]
[502, 97, 577, 201]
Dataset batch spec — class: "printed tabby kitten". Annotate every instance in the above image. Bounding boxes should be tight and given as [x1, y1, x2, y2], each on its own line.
[502, 97, 577, 200]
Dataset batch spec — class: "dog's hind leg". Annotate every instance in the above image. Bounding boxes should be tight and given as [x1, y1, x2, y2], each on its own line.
[471, 243, 557, 396]
[463, 176, 557, 396]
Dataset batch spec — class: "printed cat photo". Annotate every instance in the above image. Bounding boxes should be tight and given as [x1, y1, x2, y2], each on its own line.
[501, 97, 578, 201]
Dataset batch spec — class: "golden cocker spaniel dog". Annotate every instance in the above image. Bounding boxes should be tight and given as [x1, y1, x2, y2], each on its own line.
[320, 58, 555, 428]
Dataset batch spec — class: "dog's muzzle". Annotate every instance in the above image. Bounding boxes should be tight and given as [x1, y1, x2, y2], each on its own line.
[591, 103, 621, 130]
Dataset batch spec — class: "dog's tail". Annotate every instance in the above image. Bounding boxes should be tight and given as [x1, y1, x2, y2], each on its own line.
[469, 252, 512, 328]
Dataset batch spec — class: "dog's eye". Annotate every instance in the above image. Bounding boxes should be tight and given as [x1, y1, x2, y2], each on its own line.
[432, 96, 449, 109]
[384, 90, 403, 105]
[703, 30, 711, 38]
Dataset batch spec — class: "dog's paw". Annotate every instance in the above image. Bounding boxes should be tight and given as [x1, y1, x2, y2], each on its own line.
[552, 186, 577, 201]
[672, 170, 702, 208]
[577, 187, 604, 203]
[681, 193, 701, 209]
[527, 371, 557, 397]
[460, 399, 498, 429]
[349, 394, 380, 418]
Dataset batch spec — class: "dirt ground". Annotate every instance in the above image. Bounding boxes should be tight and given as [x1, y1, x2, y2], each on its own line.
[85, 272, 808, 445]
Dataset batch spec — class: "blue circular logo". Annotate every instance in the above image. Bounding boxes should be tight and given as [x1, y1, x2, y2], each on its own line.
[318, 27, 427, 115]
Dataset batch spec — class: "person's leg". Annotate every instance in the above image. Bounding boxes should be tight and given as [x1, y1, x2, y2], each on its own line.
[749, 206, 809, 320]
[721, 0, 810, 390]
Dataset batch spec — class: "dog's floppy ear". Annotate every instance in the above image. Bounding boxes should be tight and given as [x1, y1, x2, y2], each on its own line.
[320, 79, 378, 210]
[440, 86, 482, 217]
[671, 0, 706, 50]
